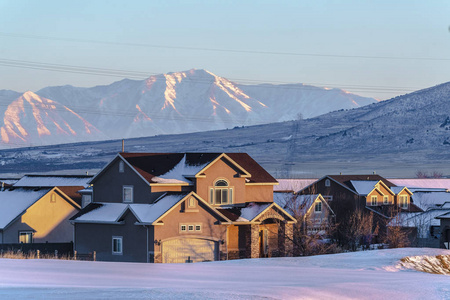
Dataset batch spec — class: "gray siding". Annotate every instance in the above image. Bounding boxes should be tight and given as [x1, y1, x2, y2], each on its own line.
[93, 158, 159, 204]
[74, 210, 153, 262]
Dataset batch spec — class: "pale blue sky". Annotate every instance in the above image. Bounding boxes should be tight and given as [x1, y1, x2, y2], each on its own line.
[0, 0, 449, 99]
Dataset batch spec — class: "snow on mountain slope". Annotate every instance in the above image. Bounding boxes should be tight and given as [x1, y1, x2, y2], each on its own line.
[0, 91, 105, 147]
[1, 81, 447, 177]
[25, 69, 377, 146]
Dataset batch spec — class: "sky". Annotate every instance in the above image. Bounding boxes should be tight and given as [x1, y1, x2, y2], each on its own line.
[0, 0, 449, 100]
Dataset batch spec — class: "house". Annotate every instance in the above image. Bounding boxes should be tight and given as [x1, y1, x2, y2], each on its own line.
[388, 202, 450, 248]
[12, 174, 93, 207]
[71, 153, 296, 263]
[0, 187, 80, 244]
[435, 203, 450, 249]
[274, 192, 335, 235]
[297, 175, 422, 244]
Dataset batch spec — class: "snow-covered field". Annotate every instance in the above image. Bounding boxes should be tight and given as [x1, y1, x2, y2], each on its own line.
[0, 248, 449, 299]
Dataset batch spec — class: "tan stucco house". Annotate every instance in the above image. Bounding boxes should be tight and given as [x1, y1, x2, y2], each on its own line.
[71, 152, 296, 263]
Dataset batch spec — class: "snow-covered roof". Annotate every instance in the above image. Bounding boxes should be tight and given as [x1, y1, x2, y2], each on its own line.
[389, 179, 450, 190]
[14, 175, 92, 188]
[130, 193, 187, 223]
[390, 186, 408, 194]
[0, 179, 19, 185]
[274, 179, 317, 192]
[73, 193, 189, 224]
[411, 191, 450, 210]
[350, 181, 380, 195]
[151, 155, 208, 184]
[389, 209, 450, 228]
[0, 188, 51, 229]
[238, 203, 271, 221]
[74, 203, 129, 223]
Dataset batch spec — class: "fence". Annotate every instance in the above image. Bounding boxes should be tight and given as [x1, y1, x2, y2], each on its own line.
[0, 243, 97, 261]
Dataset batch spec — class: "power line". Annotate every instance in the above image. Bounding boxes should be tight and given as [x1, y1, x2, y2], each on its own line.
[1, 32, 450, 62]
[0, 58, 417, 94]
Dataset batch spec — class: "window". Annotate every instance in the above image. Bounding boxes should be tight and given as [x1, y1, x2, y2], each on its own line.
[180, 225, 187, 232]
[400, 196, 408, 209]
[325, 179, 331, 187]
[209, 179, 233, 205]
[112, 236, 123, 255]
[119, 161, 124, 173]
[314, 201, 322, 213]
[383, 196, 389, 205]
[82, 194, 92, 208]
[195, 225, 201, 231]
[188, 197, 196, 208]
[19, 231, 32, 244]
[371, 196, 377, 206]
[123, 186, 133, 203]
[50, 193, 56, 203]
[188, 225, 194, 231]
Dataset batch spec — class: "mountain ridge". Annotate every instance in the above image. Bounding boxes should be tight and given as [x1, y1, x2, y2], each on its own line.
[1, 69, 376, 149]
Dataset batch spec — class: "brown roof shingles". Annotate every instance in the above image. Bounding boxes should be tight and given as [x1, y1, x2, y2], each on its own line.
[119, 152, 277, 184]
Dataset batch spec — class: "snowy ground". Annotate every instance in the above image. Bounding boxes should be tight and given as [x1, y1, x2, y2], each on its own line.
[0, 248, 449, 299]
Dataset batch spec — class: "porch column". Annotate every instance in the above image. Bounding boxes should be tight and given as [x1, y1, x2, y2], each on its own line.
[244, 225, 260, 258]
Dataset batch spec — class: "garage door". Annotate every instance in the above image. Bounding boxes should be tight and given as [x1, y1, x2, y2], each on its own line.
[162, 238, 218, 263]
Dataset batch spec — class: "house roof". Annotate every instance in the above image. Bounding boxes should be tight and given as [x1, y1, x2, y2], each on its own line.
[273, 192, 334, 217]
[274, 179, 318, 192]
[390, 208, 450, 227]
[57, 186, 85, 206]
[350, 181, 382, 196]
[116, 152, 277, 185]
[0, 187, 51, 229]
[14, 175, 92, 188]
[217, 201, 296, 223]
[71, 192, 231, 225]
[0, 178, 19, 187]
[388, 179, 450, 190]
[411, 191, 450, 211]
[328, 175, 396, 191]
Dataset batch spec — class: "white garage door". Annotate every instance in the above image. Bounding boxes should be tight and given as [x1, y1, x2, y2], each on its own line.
[162, 238, 218, 263]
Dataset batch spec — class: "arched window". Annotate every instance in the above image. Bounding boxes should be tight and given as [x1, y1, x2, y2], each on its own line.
[325, 179, 331, 187]
[209, 179, 233, 205]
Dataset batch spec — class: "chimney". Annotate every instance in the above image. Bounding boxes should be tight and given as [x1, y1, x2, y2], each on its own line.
[122, 139, 124, 152]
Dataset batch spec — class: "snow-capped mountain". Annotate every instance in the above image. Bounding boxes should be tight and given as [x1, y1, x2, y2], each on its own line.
[0, 81, 449, 178]
[0, 69, 376, 148]
[0, 91, 105, 147]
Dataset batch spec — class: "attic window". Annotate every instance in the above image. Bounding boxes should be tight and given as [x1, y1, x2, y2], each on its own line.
[188, 197, 196, 208]
[325, 179, 331, 187]
[50, 193, 56, 203]
[119, 161, 125, 173]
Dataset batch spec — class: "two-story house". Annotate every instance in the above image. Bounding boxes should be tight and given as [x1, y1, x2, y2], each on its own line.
[71, 153, 296, 263]
[298, 175, 422, 243]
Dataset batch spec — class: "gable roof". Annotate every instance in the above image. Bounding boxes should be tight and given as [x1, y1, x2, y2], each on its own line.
[273, 192, 335, 217]
[0, 187, 80, 230]
[328, 175, 396, 190]
[0, 188, 51, 229]
[71, 192, 231, 225]
[350, 180, 396, 196]
[91, 152, 277, 186]
[217, 202, 296, 223]
[14, 175, 92, 188]
[388, 179, 450, 190]
[274, 179, 318, 192]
